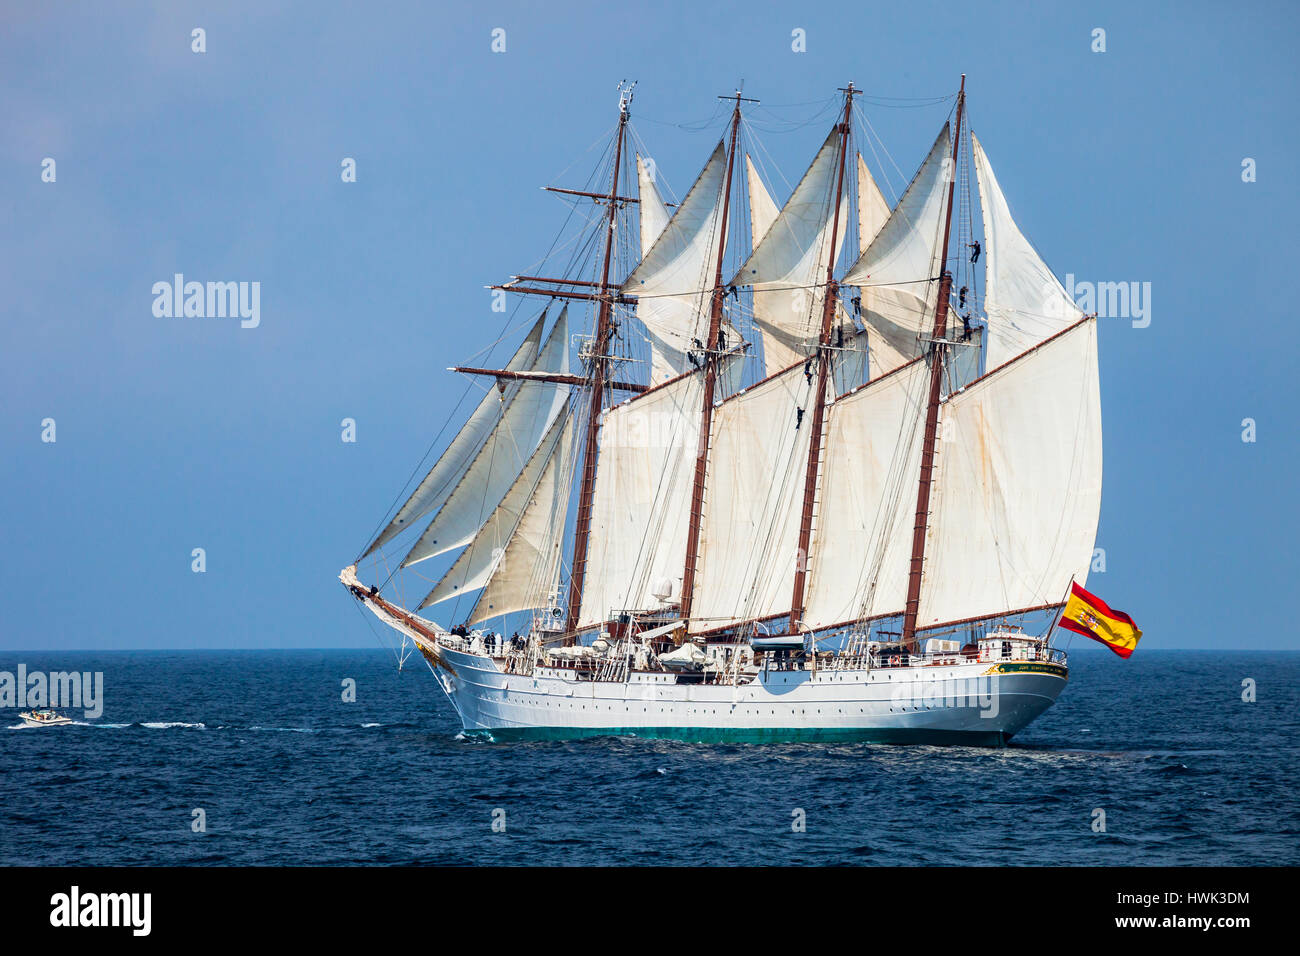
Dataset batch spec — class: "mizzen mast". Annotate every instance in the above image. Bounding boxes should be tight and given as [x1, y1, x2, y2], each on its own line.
[787, 83, 858, 634]
[679, 90, 753, 623]
[566, 86, 633, 633]
[901, 74, 966, 651]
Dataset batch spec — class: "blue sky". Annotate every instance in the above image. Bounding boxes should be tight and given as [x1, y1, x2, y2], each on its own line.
[2, 1, 1296, 649]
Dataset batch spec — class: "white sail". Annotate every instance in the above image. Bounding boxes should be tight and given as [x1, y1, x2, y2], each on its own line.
[746, 155, 780, 250]
[735, 128, 851, 377]
[857, 152, 890, 257]
[972, 134, 1085, 370]
[831, 320, 870, 397]
[421, 413, 574, 621]
[418, 411, 571, 612]
[688, 362, 828, 632]
[853, 153, 913, 379]
[364, 313, 546, 556]
[865, 300, 915, 380]
[623, 142, 729, 385]
[637, 153, 671, 259]
[402, 310, 571, 566]
[948, 324, 984, 391]
[469, 413, 573, 624]
[917, 318, 1101, 627]
[844, 123, 951, 290]
[844, 125, 952, 377]
[803, 359, 929, 628]
[579, 365, 724, 629]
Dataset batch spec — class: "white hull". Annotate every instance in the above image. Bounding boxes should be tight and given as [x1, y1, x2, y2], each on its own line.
[413, 638, 1066, 745]
[19, 711, 73, 727]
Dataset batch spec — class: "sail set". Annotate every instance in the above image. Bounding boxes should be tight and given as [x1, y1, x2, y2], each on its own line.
[351, 79, 1101, 655]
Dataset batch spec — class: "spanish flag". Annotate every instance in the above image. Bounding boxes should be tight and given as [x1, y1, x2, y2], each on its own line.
[1059, 582, 1142, 658]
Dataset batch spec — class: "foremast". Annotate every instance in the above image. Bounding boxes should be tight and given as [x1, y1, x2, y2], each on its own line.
[567, 90, 632, 634]
[787, 84, 858, 635]
[901, 75, 965, 651]
[679, 91, 751, 623]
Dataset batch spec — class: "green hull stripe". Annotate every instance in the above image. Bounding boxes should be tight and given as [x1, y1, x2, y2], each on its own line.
[984, 662, 1068, 677]
[465, 725, 1011, 747]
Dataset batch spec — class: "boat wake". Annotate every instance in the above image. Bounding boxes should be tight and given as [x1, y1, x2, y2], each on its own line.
[7, 719, 205, 731]
[7, 718, 403, 732]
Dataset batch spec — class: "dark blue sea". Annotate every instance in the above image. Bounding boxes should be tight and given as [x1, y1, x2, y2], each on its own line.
[3, 649, 1297, 866]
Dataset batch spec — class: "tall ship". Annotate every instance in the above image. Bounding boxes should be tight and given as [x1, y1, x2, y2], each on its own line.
[340, 77, 1103, 745]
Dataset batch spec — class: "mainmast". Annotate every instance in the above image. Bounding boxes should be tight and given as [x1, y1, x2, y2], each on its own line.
[566, 88, 632, 633]
[901, 74, 966, 651]
[787, 84, 858, 635]
[679, 90, 752, 623]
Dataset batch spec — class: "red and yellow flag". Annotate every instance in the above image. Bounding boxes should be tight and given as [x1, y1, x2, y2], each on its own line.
[1058, 582, 1142, 658]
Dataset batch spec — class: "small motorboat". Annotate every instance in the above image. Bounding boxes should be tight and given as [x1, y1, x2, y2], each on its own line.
[18, 709, 73, 727]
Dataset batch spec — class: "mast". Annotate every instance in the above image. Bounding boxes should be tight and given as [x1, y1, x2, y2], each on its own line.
[566, 88, 631, 633]
[787, 84, 857, 634]
[900, 74, 966, 651]
[678, 90, 751, 623]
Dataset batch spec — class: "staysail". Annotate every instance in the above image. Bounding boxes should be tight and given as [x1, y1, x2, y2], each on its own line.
[844, 125, 952, 376]
[831, 325, 870, 397]
[637, 154, 671, 258]
[363, 312, 546, 557]
[971, 134, 1085, 369]
[854, 153, 910, 379]
[469, 412, 574, 624]
[418, 411, 574, 618]
[401, 309, 571, 566]
[736, 128, 851, 377]
[856, 153, 890, 258]
[746, 155, 780, 249]
[622, 143, 732, 385]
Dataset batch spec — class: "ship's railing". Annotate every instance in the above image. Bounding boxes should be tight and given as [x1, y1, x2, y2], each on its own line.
[757, 642, 1066, 673]
[433, 629, 1065, 679]
[427, 633, 540, 675]
[436, 634, 469, 652]
[860, 643, 1066, 668]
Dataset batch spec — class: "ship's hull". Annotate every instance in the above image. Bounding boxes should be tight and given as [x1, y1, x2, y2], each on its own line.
[417, 642, 1066, 747]
[18, 711, 73, 727]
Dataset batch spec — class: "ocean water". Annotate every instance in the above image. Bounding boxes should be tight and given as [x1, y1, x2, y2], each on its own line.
[2, 649, 1297, 866]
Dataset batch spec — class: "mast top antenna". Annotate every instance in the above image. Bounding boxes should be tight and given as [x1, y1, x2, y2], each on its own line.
[618, 79, 636, 111]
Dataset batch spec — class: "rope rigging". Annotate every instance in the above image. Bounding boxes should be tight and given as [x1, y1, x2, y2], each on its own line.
[353, 81, 1084, 655]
